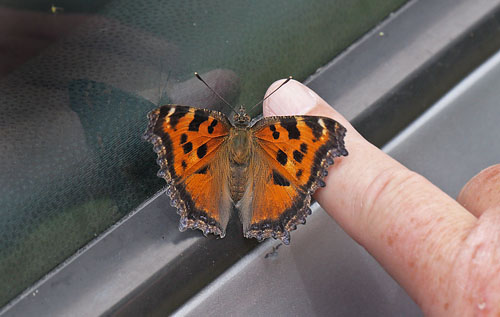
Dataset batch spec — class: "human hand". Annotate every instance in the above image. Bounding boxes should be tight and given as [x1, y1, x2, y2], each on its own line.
[263, 79, 500, 316]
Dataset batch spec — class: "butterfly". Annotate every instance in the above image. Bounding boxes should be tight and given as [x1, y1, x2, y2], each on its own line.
[143, 76, 348, 245]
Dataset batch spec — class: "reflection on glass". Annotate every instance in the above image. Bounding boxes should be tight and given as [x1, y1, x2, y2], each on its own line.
[0, 0, 408, 308]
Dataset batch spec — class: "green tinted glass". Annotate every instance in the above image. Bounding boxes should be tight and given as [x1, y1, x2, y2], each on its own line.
[0, 0, 407, 307]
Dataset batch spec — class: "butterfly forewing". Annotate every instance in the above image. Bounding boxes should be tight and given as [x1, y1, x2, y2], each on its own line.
[144, 105, 233, 237]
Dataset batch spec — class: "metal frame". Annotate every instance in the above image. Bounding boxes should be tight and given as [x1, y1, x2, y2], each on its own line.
[3, 0, 500, 315]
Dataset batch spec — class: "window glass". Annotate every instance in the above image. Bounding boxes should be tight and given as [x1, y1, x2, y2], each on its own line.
[0, 0, 408, 307]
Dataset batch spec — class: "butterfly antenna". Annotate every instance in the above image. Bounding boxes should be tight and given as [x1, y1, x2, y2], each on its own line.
[194, 72, 234, 113]
[249, 76, 292, 113]
[157, 60, 171, 105]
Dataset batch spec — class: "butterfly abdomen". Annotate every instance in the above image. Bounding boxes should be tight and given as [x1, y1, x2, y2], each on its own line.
[229, 161, 249, 203]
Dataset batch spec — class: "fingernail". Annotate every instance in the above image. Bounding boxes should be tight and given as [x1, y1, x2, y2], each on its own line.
[263, 79, 317, 116]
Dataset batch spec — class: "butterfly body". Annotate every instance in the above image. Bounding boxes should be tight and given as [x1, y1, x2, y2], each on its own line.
[227, 129, 252, 202]
[144, 104, 347, 245]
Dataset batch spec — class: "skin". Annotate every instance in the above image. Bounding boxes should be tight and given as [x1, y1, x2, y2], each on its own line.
[263, 79, 500, 316]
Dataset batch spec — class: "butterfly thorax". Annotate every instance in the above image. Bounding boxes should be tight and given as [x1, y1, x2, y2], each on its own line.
[228, 128, 252, 163]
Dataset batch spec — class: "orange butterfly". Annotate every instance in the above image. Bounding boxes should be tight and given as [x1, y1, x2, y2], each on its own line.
[143, 77, 347, 245]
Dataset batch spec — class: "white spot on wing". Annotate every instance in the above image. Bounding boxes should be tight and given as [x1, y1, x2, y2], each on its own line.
[318, 118, 327, 135]
[165, 107, 176, 124]
[318, 118, 326, 128]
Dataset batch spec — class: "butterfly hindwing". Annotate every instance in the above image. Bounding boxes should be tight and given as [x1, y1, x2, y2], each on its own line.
[144, 105, 233, 237]
[242, 115, 347, 244]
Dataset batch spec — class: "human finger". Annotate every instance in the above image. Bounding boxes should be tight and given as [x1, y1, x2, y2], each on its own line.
[263, 79, 478, 314]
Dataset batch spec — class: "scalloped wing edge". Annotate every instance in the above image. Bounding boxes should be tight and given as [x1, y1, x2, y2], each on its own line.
[143, 107, 226, 238]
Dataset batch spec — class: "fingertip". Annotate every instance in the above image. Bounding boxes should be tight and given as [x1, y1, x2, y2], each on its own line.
[263, 79, 318, 117]
[262, 79, 354, 134]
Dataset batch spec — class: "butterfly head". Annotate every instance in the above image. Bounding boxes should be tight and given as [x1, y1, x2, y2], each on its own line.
[233, 105, 251, 127]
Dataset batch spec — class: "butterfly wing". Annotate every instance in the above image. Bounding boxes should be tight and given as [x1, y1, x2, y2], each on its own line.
[144, 105, 233, 237]
[241, 115, 347, 244]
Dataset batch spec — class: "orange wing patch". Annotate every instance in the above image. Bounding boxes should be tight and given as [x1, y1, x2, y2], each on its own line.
[243, 116, 347, 244]
[144, 105, 232, 237]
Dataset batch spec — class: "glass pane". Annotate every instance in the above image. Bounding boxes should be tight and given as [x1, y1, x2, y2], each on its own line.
[0, 0, 408, 307]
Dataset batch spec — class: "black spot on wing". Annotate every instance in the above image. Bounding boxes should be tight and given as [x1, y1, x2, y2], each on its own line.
[169, 107, 189, 130]
[183, 142, 192, 154]
[188, 109, 209, 132]
[276, 149, 287, 166]
[180, 133, 188, 144]
[305, 119, 323, 140]
[272, 170, 290, 186]
[181, 160, 187, 169]
[300, 143, 308, 154]
[197, 143, 207, 159]
[282, 119, 300, 139]
[207, 119, 218, 134]
[195, 165, 208, 174]
[269, 124, 280, 139]
[293, 150, 304, 163]
[296, 169, 303, 179]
